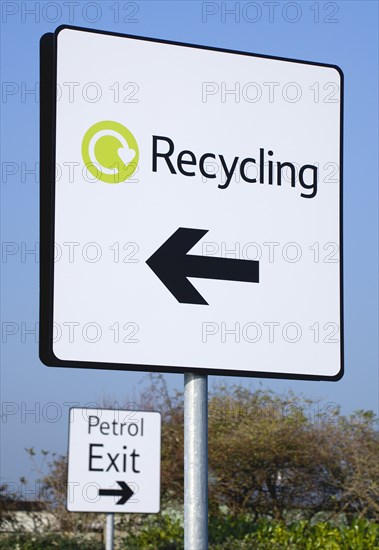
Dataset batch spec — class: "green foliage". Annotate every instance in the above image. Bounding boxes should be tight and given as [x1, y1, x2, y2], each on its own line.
[121, 514, 184, 549]
[119, 516, 379, 550]
[210, 518, 379, 549]
[208, 511, 255, 543]
[0, 533, 103, 550]
[1, 518, 377, 550]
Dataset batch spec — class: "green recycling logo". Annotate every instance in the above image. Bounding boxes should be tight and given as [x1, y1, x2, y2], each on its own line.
[82, 121, 139, 183]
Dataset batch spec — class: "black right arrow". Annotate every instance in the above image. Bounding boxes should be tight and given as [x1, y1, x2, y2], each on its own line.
[146, 227, 259, 305]
[98, 481, 134, 505]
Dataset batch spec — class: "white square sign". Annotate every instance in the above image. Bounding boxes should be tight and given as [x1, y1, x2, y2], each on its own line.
[67, 408, 161, 513]
[40, 26, 343, 380]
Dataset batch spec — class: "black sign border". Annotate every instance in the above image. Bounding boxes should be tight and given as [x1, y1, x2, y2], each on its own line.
[40, 25, 344, 382]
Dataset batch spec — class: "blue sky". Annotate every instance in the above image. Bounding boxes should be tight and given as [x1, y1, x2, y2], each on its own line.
[1, 1, 378, 492]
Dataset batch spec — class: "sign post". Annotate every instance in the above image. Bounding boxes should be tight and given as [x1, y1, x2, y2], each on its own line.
[184, 373, 208, 549]
[105, 513, 114, 550]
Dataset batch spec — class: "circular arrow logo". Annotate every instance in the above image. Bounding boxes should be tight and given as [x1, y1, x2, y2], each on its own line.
[82, 121, 139, 184]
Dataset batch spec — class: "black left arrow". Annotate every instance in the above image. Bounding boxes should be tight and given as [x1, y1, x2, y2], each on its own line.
[146, 227, 260, 305]
[98, 481, 134, 505]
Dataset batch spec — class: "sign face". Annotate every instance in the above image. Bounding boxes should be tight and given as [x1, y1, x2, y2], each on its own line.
[67, 408, 161, 513]
[40, 26, 343, 380]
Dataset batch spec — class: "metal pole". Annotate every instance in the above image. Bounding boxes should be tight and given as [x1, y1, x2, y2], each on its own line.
[184, 373, 208, 550]
[105, 513, 114, 550]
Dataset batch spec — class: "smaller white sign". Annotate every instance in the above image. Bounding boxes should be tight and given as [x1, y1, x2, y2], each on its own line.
[67, 408, 161, 513]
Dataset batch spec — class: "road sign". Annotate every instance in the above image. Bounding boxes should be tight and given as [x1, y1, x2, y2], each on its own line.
[40, 26, 343, 380]
[67, 408, 161, 513]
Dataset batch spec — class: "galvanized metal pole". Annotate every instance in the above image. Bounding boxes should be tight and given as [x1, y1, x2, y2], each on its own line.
[184, 373, 208, 550]
[105, 513, 114, 550]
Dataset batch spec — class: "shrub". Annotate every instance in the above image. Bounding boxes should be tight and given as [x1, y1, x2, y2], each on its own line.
[0, 533, 103, 550]
[119, 516, 379, 550]
[210, 518, 379, 550]
[120, 514, 183, 550]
